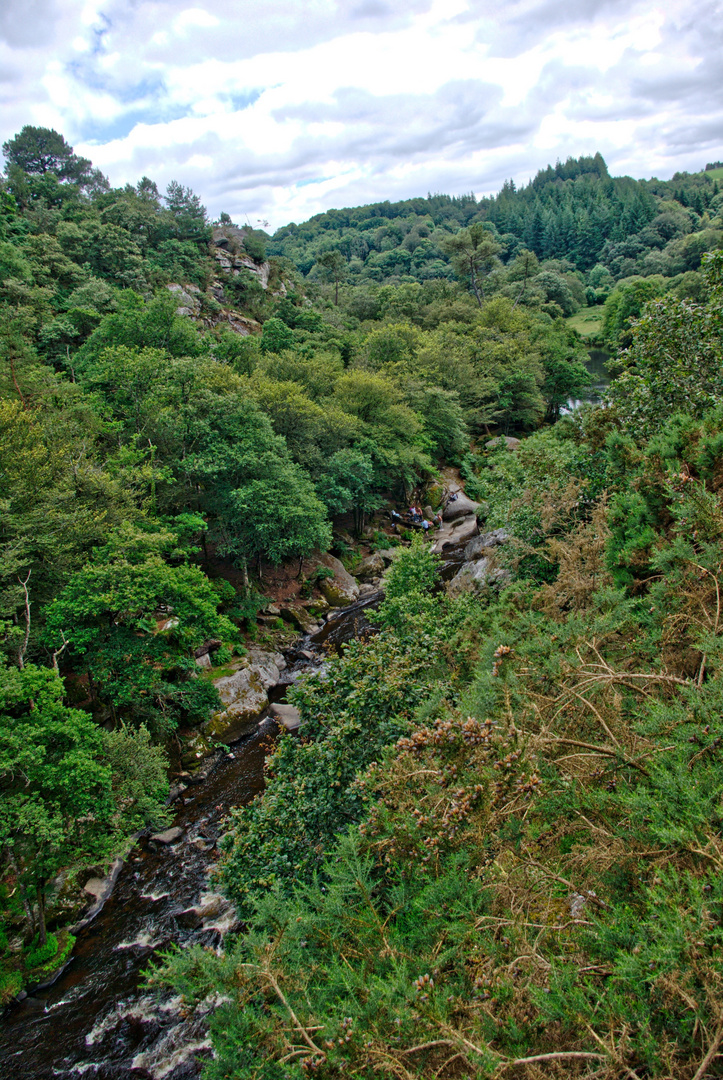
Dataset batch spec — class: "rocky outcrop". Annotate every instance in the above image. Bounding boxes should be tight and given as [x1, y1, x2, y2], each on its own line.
[211, 223, 272, 289]
[315, 552, 360, 607]
[167, 283, 201, 316]
[464, 529, 511, 561]
[446, 557, 511, 597]
[354, 553, 385, 580]
[431, 514, 479, 554]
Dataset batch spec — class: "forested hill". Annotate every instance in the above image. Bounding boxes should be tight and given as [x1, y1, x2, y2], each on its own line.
[1, 123, 723, 1021]
[271, 152, 722, 290]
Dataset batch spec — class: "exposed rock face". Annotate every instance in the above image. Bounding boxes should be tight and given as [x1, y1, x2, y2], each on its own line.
[464, 529, 511, 561]
[203, 665, 269, 743]
[446, 558, 511, 597]
[354, 552, 385, 580]
[167, 283, 201, 316]
[374, 548, 399, 565]
[443, 492, 481, 521]
[211, 224, 271, 288]
[316, 552, 360, 607]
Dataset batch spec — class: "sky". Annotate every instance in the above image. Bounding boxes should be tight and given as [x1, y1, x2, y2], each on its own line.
[0, 0, 721, 231]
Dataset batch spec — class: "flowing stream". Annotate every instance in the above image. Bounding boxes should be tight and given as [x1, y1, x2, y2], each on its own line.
[0, 555, 462, 1079]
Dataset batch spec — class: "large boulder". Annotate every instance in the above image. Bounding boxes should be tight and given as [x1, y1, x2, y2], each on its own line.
[270, 703, 302, 731]
[443, 492, 481, 521]
[354, 553, 385, 581]
[446, 557, 511, 598]
[464, 529, 511, 561]
[245, 648, 286, 688]
[486, 436, 521, 451]
[280, 606, 319, 634]
[203, 666, 269, 743]
[316, 552, 360, 607]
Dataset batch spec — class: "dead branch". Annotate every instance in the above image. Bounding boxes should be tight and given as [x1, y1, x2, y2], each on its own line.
[17, 570, 31, 670]
[691, 1014, 723, 1080]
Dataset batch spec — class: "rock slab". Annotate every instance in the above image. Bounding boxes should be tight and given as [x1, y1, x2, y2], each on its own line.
[446, 558, 511, 598]
[443, 492, 481, 522]
[464, 529, 511, 561]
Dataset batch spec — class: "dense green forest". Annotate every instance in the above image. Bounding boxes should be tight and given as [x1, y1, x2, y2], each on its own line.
[2, 123, 723, 1078]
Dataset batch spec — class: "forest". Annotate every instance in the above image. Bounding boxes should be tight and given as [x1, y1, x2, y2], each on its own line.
[2, 124, 723, 1078]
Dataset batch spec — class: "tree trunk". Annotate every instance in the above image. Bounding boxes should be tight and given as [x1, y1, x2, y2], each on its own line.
[240, 557, 249, 589]
[470, 268, 482, 307]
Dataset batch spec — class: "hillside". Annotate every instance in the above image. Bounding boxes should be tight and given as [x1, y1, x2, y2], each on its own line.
[2, 125, 723, 1079]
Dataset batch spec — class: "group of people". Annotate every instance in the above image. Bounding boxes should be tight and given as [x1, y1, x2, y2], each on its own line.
[404, 505, 443, 532]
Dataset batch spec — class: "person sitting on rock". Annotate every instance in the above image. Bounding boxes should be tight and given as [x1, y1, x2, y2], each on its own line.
[421, 518, 432, 532]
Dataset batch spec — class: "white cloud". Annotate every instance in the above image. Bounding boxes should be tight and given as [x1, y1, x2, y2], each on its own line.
[0, 0, 719, 228]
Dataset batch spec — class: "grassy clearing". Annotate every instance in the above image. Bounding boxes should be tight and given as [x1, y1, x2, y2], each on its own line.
[566, 307, 603, 338]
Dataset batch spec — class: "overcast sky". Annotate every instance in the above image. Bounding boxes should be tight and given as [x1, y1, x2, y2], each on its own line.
[0, 0, 720, 230]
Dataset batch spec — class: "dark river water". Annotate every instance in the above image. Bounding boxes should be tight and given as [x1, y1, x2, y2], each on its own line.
[564, 348, 611, 413]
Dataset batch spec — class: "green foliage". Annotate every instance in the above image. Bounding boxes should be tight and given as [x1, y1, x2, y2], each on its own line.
[43, 522, 232, 733]
[25, 932, 58, 969]
[0, 664, 167, 949]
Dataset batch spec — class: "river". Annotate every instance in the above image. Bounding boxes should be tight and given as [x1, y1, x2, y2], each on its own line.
[564, 348, 612, 413]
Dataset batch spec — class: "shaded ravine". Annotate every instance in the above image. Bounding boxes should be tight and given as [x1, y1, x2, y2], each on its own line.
[0, 558, 459, 1079]
[0, 719, 275, 1080]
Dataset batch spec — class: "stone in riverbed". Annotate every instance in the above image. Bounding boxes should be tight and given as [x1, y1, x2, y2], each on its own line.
[280, 606, 318, 634]
[245, 648, 286, 688]
[270, 703, 302, 731]
[151, 826, 184, 845]
[202, 666, 268, 743]
[181, 730, 213, 768]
